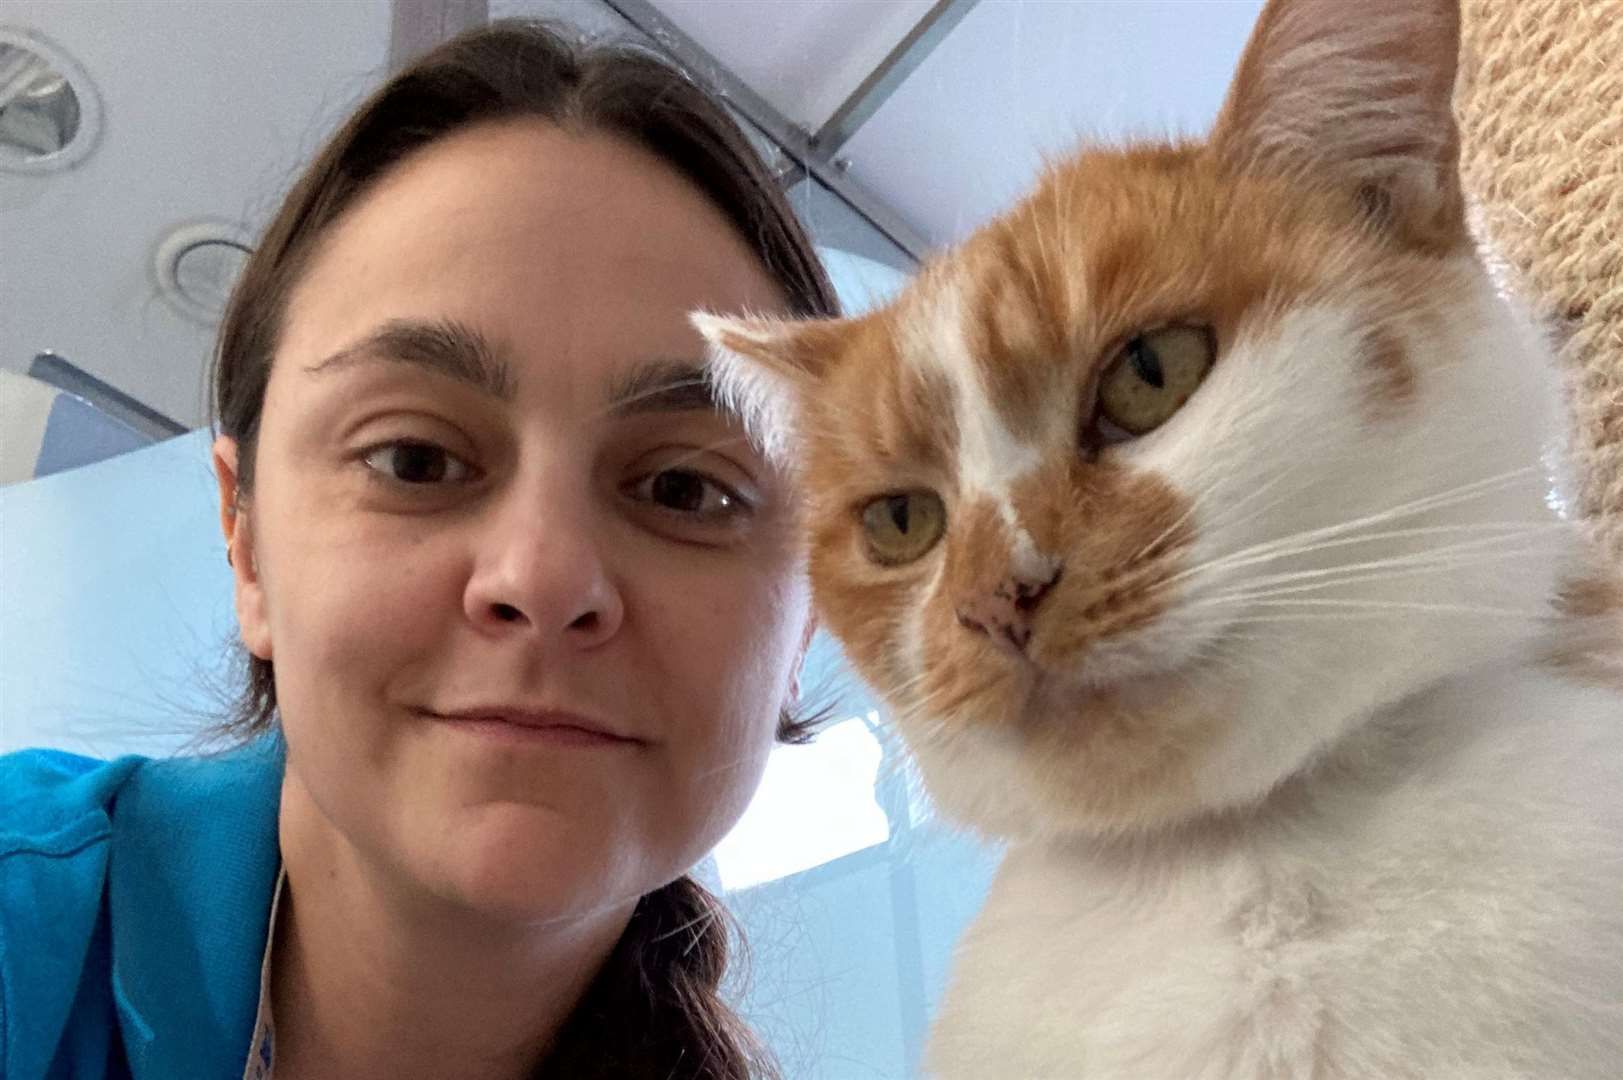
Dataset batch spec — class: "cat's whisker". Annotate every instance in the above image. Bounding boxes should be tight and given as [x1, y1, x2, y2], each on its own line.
[1175, 518, 1560, 591]
[1129, 483, 1211, 564]
[582, 374, 711, 423]
[1215, 613, 1513, 631]
[882, 678, 954, 737]
[1186, 551, 1560, 609]
[1191, 456, 1317, 536]
[886, 669, 940, 711]
[1185, 553, 1561, 611]
[1182, 542, 1560, 602]
[1235, 598, 1549, 618]
[1172, 529, 1564, 605]
[1165, 450, 1367, 563]
[898, 667, 1004, 731]
[914, 683, 984, 726]
[609, 429, 760, 475]
[1155, 516, 1558, 597]
[884, 705, 947, 755]
[1162, 464, 1546, 588]
[1195, 433, 1503, 541]
[1232, 524, 1560, 574]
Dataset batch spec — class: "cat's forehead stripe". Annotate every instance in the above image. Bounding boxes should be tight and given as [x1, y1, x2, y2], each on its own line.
[905, 272, 1046, 508]
[1005, 515, 1060, 585]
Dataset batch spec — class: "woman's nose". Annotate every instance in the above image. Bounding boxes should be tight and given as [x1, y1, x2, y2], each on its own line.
[462, 486, 624, 649]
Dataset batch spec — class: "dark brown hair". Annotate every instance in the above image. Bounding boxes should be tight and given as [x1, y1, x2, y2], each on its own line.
[210, 18, 838, 1078]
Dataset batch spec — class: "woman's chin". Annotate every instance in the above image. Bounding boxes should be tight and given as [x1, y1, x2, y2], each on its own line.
[412, 806, 644, 926]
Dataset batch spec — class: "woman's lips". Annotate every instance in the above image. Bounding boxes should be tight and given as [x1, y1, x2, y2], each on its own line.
[425, 707, 643, 747]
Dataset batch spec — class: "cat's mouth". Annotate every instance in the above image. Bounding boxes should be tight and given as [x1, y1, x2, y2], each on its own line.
[1018, 626, 1227, 719]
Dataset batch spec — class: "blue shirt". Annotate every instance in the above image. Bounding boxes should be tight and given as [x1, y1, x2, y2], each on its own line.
[0, 739, 283, 1079]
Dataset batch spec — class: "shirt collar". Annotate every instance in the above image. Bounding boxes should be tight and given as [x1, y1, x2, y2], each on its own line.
[242, 866, 286, 1080]
[106, 735, 284, 1078]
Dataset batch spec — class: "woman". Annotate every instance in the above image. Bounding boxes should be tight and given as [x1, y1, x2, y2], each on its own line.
[0, 20, 838, 1079]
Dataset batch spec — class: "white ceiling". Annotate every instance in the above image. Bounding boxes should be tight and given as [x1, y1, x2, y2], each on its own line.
[648, 0, 936, 132]
[1, 0, 1263, 431]
[1, 0, 392, 427]
[644, 0, 1264, 245]
[837, 0, 1265, 244]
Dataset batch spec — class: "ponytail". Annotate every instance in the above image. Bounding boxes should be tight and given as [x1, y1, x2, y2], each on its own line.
[540, 875, 780, 1078]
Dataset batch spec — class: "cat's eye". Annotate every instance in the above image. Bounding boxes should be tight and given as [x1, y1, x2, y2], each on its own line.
[860, 491, 946, 566]
[1096, 325, 1214, 438]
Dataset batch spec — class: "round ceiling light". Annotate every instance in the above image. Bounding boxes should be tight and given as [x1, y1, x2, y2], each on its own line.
[154, 221, 254, 325]
[0, 27, 102, 174]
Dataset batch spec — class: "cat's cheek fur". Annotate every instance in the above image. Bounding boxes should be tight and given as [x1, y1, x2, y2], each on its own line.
[1173, 274, 1569, 816]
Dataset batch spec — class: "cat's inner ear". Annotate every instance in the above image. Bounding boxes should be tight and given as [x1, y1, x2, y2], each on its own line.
[1209, 0, 1467, 251]
[690, 311, 845, 468]
[691, 311, 844, 385]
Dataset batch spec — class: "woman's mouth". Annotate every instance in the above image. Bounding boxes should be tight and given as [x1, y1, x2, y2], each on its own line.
[422, 706, 644, 747]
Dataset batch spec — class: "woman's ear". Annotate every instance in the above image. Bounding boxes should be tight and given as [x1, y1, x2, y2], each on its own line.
[213, 436, 273, 660]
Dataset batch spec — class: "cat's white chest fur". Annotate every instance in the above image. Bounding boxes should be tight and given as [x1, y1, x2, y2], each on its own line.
[927, 666, 1623, 1079]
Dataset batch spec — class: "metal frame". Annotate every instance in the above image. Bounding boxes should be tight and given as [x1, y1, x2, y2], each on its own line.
[812, 0, 978, 157]
[599, 0, 934, 262]
[386, 0, 963, 260]
[24, 352, 187, 441]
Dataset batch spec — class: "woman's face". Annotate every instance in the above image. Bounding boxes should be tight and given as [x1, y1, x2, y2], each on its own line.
[218, 121, 809, 921]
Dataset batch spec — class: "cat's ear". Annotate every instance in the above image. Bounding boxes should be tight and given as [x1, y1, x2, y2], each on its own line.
[691, 310, 846, 466]
[691, 311, 845, 384]
[1209, 0, 1467, 250]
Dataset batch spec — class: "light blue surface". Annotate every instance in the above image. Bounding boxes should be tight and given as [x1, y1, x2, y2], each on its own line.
[0, 426, 236, 758]
[0, 247, 998, 1077]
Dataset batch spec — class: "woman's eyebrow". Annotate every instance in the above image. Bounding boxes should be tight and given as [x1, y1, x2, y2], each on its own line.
[607, 359, 727, 418]
[304, 318, 516, 401]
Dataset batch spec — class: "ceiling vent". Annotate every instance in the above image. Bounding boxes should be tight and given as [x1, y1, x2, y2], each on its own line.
[0, 27, 101, 173]
[153, 221, 254, 325]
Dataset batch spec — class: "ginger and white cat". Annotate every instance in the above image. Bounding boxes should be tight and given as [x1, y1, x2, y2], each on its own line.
[699, 0, 1623, 1074]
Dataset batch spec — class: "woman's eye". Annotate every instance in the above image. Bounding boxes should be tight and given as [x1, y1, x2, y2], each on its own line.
[1096, 324, 1215, 439]
[631, 468, 745, 518]
[362, 440, 473, 485]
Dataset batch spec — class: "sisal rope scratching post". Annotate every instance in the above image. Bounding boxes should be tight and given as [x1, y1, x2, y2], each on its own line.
[1457, 0, 1623, 565]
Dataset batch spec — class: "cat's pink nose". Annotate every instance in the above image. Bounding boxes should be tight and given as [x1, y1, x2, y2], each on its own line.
[955, 565, 1062, 656]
